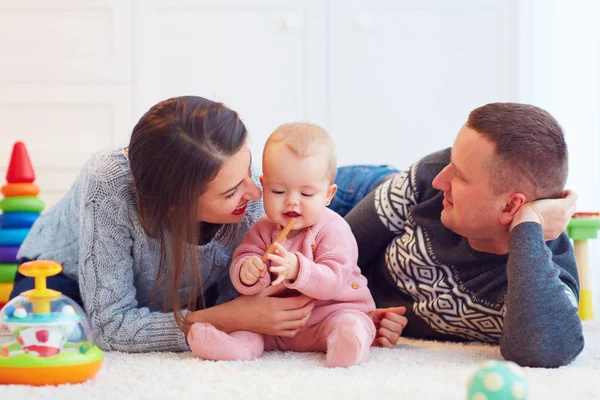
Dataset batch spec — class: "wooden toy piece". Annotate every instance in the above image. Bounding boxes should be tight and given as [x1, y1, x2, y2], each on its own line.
[262, 218, 296, 263]
[5, 142, 35, 183]
[467, 360, 528, 400]
[567, 212, 600, 320]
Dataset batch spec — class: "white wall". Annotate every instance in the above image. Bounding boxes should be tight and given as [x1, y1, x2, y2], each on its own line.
[519, 0, 600, 314]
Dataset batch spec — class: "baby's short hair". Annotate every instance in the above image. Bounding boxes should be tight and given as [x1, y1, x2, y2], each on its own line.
[265, 122, 337, 182]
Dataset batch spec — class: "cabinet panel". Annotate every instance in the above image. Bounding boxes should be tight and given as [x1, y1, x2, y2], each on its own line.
[0, 86, 132, 209]
[329, 0, 519, 167]
[134, 0, 326, 163]
[0, 0, 131, 83]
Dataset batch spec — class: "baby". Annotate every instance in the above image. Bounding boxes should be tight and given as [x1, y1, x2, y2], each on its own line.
[187, 123, 376, 367]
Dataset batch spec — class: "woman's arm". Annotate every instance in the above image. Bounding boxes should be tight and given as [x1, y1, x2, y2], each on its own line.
[186, 284, 316, 337]
[78, 194, 187, 353]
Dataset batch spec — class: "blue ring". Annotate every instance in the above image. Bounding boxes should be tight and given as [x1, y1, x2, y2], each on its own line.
[0, 228, 30, 246]
[0, 212, 40, 229]
[0, 246, 19, 263]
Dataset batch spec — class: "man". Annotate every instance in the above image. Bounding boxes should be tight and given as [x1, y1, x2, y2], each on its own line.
[333, 102, 583, 367]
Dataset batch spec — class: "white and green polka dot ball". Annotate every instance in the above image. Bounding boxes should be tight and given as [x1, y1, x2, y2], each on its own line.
[467, 360, 528, 400]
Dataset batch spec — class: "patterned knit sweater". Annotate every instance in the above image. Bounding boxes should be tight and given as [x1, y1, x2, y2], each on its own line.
[230, 208, 376, 327]
[17, 149, 263, 352]
[345, 148, 584, 367]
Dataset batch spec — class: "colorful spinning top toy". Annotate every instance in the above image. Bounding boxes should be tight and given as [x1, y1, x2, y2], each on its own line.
[0, 260, 103, 385]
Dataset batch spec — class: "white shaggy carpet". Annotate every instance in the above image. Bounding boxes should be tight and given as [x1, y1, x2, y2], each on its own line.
[2, 321, 599, 400]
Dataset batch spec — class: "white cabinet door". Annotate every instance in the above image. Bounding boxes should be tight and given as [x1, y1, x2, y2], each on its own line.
[134, 0, 326, 164]
[329, 0, 519, 168]
[0, 0, 131, 83]
[0, 86, 132, 209]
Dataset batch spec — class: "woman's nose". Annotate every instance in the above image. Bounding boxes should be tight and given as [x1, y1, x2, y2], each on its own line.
[244, 181, 262, 201]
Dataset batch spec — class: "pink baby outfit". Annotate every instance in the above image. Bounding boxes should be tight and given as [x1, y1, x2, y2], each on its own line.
[187, 208, 377, 367]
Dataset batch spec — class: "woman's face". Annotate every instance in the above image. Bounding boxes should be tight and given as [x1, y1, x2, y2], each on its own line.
[196, 142, 262, 224]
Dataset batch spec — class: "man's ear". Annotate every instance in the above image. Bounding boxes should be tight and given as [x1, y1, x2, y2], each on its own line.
[326, 184, 337, 204]
[499, 192, 527, 225]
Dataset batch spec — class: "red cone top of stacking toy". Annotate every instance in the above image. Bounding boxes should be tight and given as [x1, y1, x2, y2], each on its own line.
[6, 142, 35, 183]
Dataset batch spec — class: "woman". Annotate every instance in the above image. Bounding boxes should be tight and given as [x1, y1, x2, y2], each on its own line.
[11, 96, 405, 352]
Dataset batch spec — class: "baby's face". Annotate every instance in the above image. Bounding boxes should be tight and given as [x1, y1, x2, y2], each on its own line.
[261, 144, 336, 231]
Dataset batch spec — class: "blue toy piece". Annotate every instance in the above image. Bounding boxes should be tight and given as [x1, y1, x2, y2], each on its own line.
[0, 246, 19, 263]
[0, 212, 40, 229]
[467, 360, 528, 400]
[0, 228, 30, 246]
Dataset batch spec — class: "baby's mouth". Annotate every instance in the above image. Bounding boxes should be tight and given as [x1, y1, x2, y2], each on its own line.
[284, 211, 300, 218]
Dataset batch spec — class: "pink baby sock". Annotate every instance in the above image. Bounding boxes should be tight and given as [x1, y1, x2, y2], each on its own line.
[187, 323, 264, 361]
[326, 313, 376, 368]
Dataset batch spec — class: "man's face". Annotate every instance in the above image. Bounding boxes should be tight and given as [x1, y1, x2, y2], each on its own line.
[432, 125, 508, 240]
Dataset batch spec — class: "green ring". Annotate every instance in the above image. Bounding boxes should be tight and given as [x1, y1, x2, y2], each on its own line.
[0, 264, 18, 282]
[0, 197, 45, 213]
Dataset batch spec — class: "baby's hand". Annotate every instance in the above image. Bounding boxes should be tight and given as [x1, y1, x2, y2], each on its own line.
[240, 256, 266, 286]
[268, 242, 299, 285]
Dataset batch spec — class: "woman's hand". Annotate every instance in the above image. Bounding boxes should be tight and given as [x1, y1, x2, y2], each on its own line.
[187, 284, 316, 337]
[369, 306, 408, 348]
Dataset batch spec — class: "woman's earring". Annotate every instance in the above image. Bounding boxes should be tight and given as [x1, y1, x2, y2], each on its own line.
[325, 200, 331, 206]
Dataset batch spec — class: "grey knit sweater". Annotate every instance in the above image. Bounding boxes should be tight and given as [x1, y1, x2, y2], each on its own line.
[18, 149, 263, 352]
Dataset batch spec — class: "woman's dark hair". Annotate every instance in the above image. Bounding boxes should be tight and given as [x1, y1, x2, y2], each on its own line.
[128, 96, 247, 330]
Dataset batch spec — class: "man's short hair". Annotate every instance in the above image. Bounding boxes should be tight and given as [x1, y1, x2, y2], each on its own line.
[265, 122, 337, 182]
[467, 102, 568, 199]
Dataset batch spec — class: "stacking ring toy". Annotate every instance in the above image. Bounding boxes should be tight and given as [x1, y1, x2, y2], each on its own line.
[0, 197, 45, 213]
[0, 212, 40, 229]
[0, 264, 18, 282]
[0, 247, 19, 263]
[0, 261, 104, 385]
[1, 183, 40, 197]
[0, 229, 29, 246]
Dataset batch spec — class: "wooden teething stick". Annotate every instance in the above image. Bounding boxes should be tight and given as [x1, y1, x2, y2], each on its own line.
[262, 218, 296, 263]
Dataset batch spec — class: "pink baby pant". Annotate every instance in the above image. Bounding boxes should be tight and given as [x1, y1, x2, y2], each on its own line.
[188, 309, 376, 368]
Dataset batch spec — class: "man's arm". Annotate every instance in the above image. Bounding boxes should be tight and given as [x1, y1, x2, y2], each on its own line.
[501, 223, 584, 367]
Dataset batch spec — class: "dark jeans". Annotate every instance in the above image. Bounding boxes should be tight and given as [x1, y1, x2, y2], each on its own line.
[328, 164, 399, 217]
